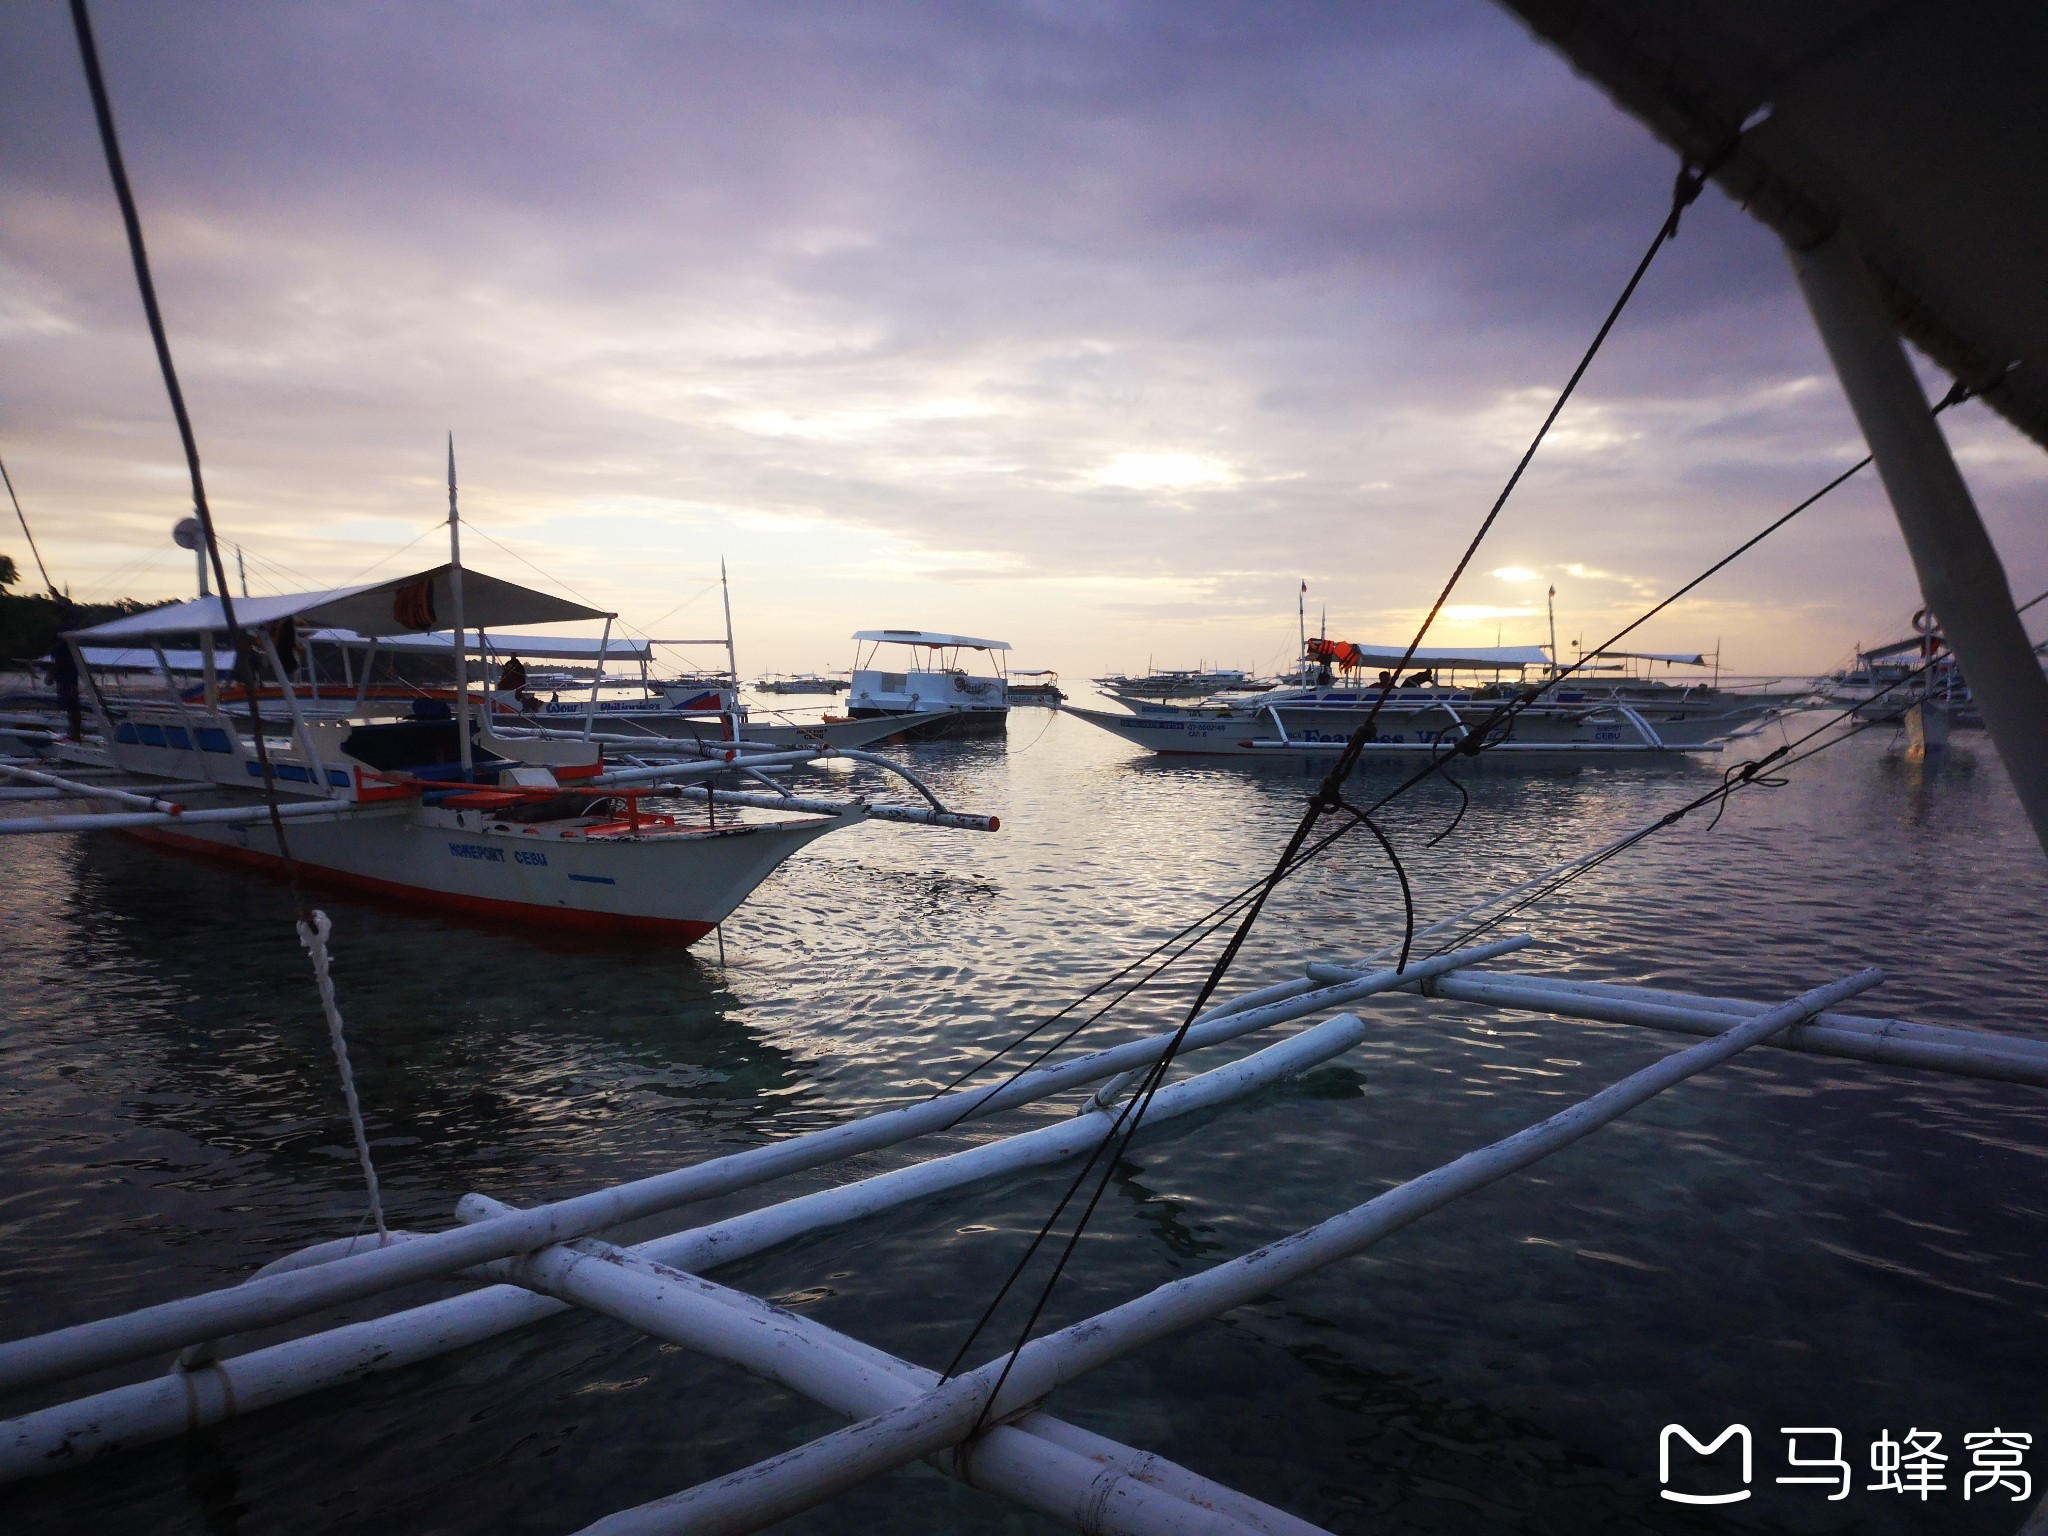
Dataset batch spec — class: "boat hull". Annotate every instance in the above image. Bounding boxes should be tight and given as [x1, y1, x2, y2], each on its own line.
[124, 799, 844, 941]
[1062, 705, 1713, 765]
[500, 712, 924, 751]
[847, 706, 1008, 740]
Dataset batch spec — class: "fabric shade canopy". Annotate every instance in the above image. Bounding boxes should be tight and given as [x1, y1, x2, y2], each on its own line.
[309, 629, 652, 662]
[851, 629, 1010, 651]
[78, 647, 210, 673]
[1494, 0, 2048, 451]
[67, 565, 612, 643]
[1581, 650, 1708, 666]
[1311, 640, 1552, 670]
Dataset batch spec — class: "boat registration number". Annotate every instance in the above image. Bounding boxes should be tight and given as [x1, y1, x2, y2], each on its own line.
[447, 842, 549, 867]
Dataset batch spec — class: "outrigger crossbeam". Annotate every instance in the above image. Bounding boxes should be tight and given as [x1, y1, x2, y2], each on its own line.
[5, 943, 2037, 1534]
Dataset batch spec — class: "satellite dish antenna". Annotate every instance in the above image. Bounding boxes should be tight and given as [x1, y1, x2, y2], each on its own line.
[172, 517, 211, 595]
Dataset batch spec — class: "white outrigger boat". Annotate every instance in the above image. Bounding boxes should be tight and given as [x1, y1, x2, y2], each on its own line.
[846, 629, 1011, 739]
[305, 628, 919, 751]
[1069, 642, 1743, 765]
[1069, 634, 1803, 765]
[1, 562, 995, 942]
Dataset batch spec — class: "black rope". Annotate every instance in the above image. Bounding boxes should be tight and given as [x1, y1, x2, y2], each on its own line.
[70, 0, 308, 917]
[0, 451, 58, 596]
[1318, 378, 1972, 857]
[1426, 657, 1942, 955]
[1342, 801, 1417, 972]
[929, 798, 1399, 1131]
[1346, 151, 1731, 750]
[1423, 758, 1471, 848]
[938, 148, 1758, 1428]
[1458, 381, 1973, 754]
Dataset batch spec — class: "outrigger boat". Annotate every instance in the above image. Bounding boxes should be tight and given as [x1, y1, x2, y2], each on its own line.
[1068, 634, 1801, 764]
[755, 672, 849, 695]
[306, 628, 916, 750]
[1067, 642, 1732, 764]
[1, 563, 995, 941]
[846, 629, 1011, 739]
[1007, 669, 1067, 705]
[1092, 665, 1268, 702]
[35, 582, 926, 754]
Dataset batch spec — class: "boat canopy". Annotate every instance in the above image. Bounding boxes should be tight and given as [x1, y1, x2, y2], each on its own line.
[1496, 0, 2048, 452]
[78, 646, 210, 673]
[1311, 640, 1552, 671]
[66, 565, 612, 642]
[851, 629, 1010, 651]
[308, 629, 653, 662]
[1582, 650, 1708, 667]
[1861, 636, 1935, 661]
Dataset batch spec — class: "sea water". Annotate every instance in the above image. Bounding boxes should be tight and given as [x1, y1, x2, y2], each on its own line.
[2, 709, 2044, 1534]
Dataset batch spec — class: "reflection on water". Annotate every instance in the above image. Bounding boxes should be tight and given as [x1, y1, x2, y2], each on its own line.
[1, 717, 2044, 1534]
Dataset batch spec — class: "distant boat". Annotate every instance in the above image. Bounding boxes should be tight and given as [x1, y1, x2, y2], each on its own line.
[756, 673, 849, 695]
[846, 629, 1010, 739]
[1066, 641, 1744, 762]
[1092, 666, 1268, 701]
[1007, 669, 1065, 705]
[1813, 619, 1982, 728]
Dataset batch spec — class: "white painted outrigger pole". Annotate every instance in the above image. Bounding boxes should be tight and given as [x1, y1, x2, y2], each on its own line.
[1790, 231, 2048, 856]
[446, 433, 473, 776]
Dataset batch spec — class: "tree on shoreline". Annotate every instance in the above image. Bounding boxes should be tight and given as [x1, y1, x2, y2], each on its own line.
[0, 552, 175, 669]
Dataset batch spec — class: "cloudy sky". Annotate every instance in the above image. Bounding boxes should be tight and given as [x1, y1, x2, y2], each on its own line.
[3, 0, 2043, 679]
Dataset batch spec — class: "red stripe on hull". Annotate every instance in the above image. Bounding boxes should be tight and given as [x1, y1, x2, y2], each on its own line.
[126, 827, 716, 944]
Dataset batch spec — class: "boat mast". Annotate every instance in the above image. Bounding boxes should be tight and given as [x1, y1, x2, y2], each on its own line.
[719, 556, 738, 733]
[1297, 580, 1307, 683]
[720, 556, 737, 685]
[1547, 585, 1558, 681]
[446, 434, 473, 776]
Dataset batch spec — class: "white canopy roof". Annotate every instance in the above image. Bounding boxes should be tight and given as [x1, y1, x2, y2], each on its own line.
[79, 647, 209, 673]
[67, 565, 612, 643]
[309, 629, 653, 663]
[1583, 649, 1708, 667]
[1342, 644, 1553, 670]
[852, 629, 1011, 652]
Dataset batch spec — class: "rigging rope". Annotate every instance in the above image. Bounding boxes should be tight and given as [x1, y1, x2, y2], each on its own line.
[71, 0, 388, 1239]
[300, 911, 388, 1239]
[1425, 658, 1943, 957]
[0, 451, 58, 596]
[940, 145, 1749, 1424]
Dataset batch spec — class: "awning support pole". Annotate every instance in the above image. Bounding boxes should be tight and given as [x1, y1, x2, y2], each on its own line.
[1790, 230, 2048, 856]
[583, 616, 611, 742]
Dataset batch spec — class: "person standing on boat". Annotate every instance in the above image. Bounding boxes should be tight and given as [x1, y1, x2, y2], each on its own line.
[496, 654, 535, 713]
[46, 598, 81, 740]
[270, 616, 301, 679]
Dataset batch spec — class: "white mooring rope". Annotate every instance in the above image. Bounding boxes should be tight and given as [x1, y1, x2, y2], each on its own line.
[297, 909, 389, 1242]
